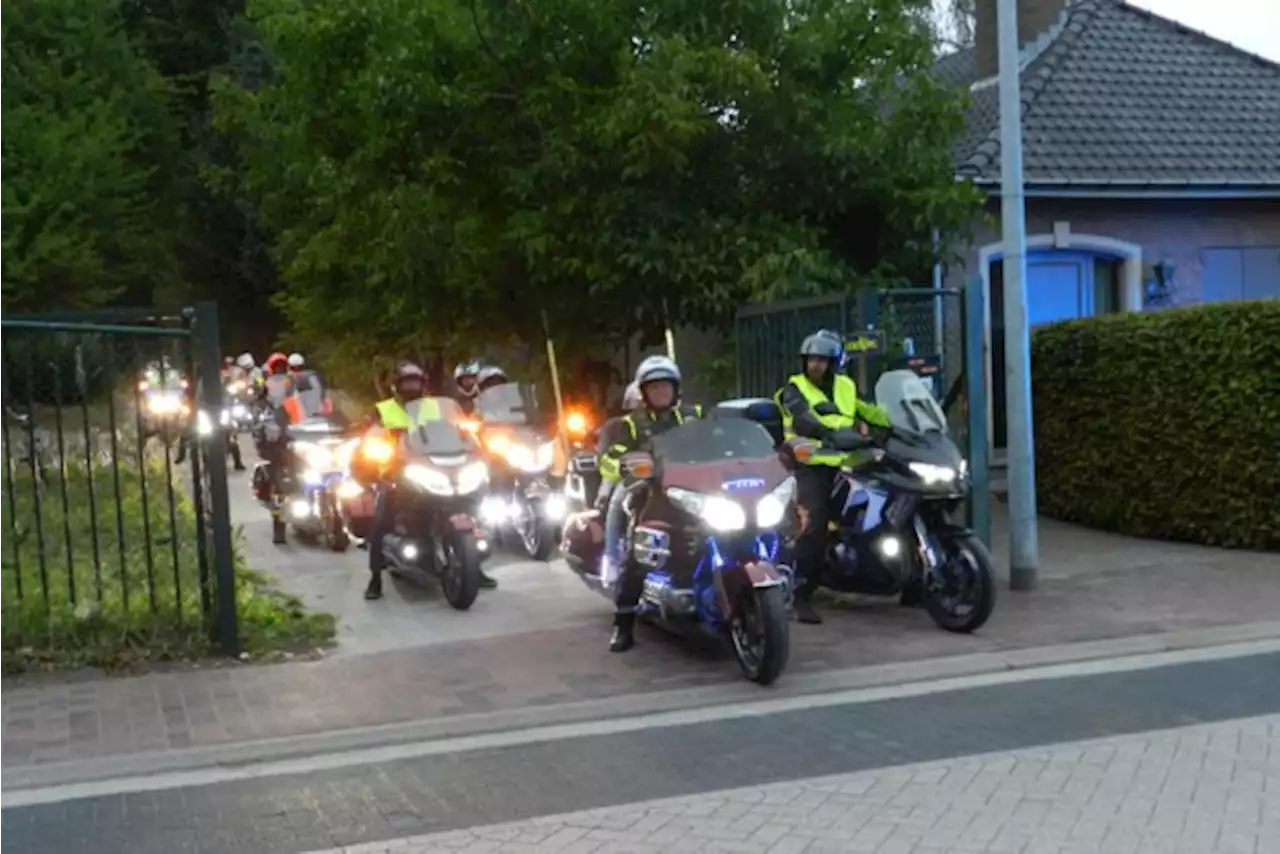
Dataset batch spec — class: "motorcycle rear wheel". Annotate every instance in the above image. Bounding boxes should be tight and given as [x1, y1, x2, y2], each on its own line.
[730, 586, 790, 686]
[440, 532, 481, 611]
[925, 534, 996, 633]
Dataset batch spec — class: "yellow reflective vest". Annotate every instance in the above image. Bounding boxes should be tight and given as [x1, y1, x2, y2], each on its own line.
[599, 405, 703, 483]
[775, 373, 888, 467]
[375, 397, 441, 430]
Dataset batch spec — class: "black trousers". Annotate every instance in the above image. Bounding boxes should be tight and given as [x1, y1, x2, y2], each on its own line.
[369, 483, 396, 573]
[792, 465, 838, 594]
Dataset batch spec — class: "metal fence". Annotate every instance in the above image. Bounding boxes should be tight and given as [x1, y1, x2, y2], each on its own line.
[0, 303, 239, 656]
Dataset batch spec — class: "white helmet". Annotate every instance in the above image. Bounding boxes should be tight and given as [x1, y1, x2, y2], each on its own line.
[236, 353, 255, 369]
[635, 355, 680, 388]
[476, 365, 508, 391]
[622, 381, 642, 410]
[287, 352, 305, 369]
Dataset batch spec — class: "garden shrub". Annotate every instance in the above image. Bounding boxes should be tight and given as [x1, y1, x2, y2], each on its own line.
[2, 450, 334, 672]
[1031, 300, 1280, 551]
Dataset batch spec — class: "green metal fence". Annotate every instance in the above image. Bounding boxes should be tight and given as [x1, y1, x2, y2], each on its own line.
[1, 303, 239, 656]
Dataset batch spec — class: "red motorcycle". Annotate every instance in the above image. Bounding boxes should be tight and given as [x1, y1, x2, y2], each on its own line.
[562, 417, 799, 684]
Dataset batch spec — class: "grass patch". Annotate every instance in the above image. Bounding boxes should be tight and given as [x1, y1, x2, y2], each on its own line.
[2, 449, 334, 674]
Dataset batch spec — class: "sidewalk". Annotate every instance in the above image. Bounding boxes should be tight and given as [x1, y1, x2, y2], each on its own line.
[4, 518, 1279, 775]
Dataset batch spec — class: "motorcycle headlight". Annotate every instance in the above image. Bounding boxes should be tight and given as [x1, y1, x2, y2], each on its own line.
[908, 462, 957, 486]
[293, 441, 332, 472]
[667, 487, 747, 533]
[196, 410, 214, 437]
[231, 403, 248, 418]
[503, 441, 551, 473]
[755, 476, 796, 528]
[404, 463, 453, 495]
[536, 440, 556, 470]
[147, 393, 183, 415]
[219, 409, 232, 426]
[455, 460, 489, 495]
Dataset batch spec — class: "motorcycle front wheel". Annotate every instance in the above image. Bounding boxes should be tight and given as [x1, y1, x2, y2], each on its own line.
[440, 531, 481, 610]
[518, 498, 557, 562]
[729, 585, 790, 686]
[925, 534, 996, 633]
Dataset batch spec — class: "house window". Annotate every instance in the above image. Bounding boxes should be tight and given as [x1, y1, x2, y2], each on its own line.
[1200, 247, 1280, 302]
[1093, 258, 1123, 314]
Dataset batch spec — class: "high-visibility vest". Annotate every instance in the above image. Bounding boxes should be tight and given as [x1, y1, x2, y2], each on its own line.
[600, 405, 703, 482]
[375, 397, 441, 429]
[775, 373, 859, 467]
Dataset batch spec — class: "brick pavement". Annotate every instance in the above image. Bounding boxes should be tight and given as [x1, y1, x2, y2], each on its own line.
[4, 547, 1280, 769]
[303, 714, 1280, 854]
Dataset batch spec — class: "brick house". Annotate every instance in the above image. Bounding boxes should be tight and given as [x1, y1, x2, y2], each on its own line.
[943, 0, 1280, 448]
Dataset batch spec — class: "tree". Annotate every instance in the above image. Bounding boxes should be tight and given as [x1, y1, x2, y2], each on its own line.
[215, 0, 978, 387]
[2, 0, 184, 313]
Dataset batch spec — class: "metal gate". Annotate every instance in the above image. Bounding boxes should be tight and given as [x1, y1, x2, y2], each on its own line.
[1, 302, 239, 657]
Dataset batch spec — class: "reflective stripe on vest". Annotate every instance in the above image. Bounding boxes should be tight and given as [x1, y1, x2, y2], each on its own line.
[375, 398, 440, 430]
[778, 373, 858, 467]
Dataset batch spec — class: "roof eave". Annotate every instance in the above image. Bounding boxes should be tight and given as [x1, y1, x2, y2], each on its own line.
[957, 175, 1280, 200]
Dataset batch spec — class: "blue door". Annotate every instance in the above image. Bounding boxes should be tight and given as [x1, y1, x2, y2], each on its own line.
[990, 251, 1100, 449]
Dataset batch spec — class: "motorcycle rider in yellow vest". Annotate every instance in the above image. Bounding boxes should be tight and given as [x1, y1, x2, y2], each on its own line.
[596, 356, 703, 652]
[775, 329, 891, 625]
[359, 362, 498, 599]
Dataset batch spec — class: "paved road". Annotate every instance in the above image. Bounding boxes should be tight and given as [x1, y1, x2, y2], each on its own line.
[4, 652, 1277, 854]
[224, 450, 603, 657]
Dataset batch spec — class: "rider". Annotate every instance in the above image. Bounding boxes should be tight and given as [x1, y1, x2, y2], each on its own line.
[261, 352, 293, 405]
[452, 361, 483, 414]
[475, 365, 508, 395]
[359, 362, 497, 599]
[596, 355, 703, 653]
[776, 329, 891, 625]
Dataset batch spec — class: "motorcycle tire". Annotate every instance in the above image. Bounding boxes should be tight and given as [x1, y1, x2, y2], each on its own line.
[925, 534, 997, 634]
[271, 515, 287, 545]
[441, 532, 481, 611]
[324, 497, 350, 553]
[730, 585, 791, 686]
[523, 500, 557, 562]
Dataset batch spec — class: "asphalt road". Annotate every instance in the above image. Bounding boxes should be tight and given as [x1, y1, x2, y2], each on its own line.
[4, 652, 1277, 854]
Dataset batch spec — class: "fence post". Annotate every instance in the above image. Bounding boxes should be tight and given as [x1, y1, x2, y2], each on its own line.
[192, 302, 240, 656]
[963, 277, 991, 548]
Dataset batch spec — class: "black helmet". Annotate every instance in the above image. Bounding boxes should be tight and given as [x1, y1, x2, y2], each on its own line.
[799, 329, 843, 361]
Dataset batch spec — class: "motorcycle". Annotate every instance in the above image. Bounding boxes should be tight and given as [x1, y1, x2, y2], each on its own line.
[195, 403, 245, 471]
[222, 380, 255, 433]
[563, 407, 602, 511]
[794, 369, 996, 634]
[138, 374, 190, 440]
[470, 382, 569, 561]
[354, 399, 489, 610]
[561, 417, 795, 685]
[269, 418, 357, 551]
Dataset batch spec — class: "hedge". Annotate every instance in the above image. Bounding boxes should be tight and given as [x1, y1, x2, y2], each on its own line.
[1031, 300, 1280, 551]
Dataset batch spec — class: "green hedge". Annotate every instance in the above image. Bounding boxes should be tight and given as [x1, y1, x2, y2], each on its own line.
[1032, 300, 1280, 551]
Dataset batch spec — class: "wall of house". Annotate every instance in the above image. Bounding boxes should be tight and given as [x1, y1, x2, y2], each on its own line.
[948, 197, 1280, 305]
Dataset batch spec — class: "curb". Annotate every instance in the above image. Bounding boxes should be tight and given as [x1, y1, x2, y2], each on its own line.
[6, 619, 1280, 793]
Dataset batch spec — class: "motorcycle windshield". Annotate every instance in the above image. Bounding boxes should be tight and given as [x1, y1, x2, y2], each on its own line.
[403, 418, 473, 458]
[874, 370, 949, 435]
[650, 418, 776, 464]
[475, 383, 547, 428]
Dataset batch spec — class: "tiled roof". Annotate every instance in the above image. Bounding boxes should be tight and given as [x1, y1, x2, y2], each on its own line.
[942, 0, 1280, 188]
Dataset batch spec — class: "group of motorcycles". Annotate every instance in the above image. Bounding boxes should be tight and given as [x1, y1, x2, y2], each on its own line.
[162, 353, 994, 690]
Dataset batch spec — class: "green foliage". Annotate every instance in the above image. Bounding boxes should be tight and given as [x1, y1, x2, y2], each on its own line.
[1032, 301, 1280, 551]
[2, 455, 334, 673]
[215, 0, 978, 374]
[1, 0, 184, 313]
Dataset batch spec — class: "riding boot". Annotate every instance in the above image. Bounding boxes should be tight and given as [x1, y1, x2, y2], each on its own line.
[364, 570, 383, 600]
[793, 587, 823, 624]
[609, 612, 636, 652]
[478, 570, 498, 589]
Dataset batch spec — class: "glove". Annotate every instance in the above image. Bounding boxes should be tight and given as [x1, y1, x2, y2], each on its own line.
[829, 427, 871, 452]
[812, 401, 841, 417]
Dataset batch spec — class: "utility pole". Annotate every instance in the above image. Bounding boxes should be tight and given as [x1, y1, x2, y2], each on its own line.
[996, 0, 1040, 590]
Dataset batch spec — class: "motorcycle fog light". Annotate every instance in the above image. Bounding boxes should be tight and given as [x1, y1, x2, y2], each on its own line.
[480, 496, 509, 525]
[402, 543, 419, 561]
[477, 539, 489, 552]
[543, 492, 568, 521]
[878, 535, 903, 559]
[289, 499, 311, 519]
